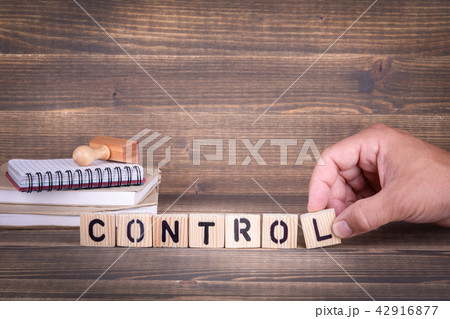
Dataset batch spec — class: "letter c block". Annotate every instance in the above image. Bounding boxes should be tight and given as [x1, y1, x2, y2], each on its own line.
[80, 213, 116, 247]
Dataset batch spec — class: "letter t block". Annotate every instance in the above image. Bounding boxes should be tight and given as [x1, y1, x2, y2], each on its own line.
[189, 214, 225, 248]
[300, 209, 342, 249]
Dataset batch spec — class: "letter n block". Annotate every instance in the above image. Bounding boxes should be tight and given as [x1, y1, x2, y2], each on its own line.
[300, 209, 341, 249]
[80, 213, 116, 247]
[117, 214, 153, 247]
[189, 214, 225, 248]
[153, 214, 188, 247]
[225, 214, 261, 248]
[262, 214, 298, 249]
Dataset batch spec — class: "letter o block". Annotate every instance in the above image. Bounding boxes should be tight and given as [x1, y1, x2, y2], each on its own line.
[225, 214, 261, 248]
[80, 213, 116, 247]
[117, 214, 153, 247]
[262, 214, 298, 249]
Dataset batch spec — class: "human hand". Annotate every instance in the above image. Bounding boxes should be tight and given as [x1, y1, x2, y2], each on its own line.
[308, 124, 450, 238]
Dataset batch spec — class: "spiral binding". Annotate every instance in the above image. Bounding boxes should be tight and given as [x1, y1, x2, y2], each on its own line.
[56, 170, 63, 190]
[114, 166, 122, 187]
[95, 168, 103, 188]
[105, 167, 112, 188]
[125, 166, 132, 186]
[65, 170, 73, 190]
[23, 165, 143, 192]
[75, 169, 83, 190]
[36, 172, 43, 192]
[45, 171, 53, 191]
[85, 168, 93, 189]
[134, 165, 142, 184]
[25, 173, 33, 193]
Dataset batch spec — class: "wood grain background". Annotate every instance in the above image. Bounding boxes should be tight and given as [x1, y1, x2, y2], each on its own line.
[0, 0, 448, 196]
[0, 0, 449, 301]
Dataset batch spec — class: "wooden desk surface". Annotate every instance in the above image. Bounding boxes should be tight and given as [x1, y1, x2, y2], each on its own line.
[0, 0, 449, 300]
[0, 194, 449, 301]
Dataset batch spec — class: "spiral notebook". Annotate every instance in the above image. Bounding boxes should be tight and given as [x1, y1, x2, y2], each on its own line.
[0, 161, 159, 206]
[7, 159, 145, 192]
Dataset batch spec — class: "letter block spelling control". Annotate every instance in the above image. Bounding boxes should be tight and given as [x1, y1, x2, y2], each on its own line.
[117, 214, 153, 247]
[153, 214, 188, 248]
[80, 213, 116, 247]
[262, 214, 298, 249]
[300, 209, 341, 249]
[189, 214, 225, 248]
[225, 214, 261, 248]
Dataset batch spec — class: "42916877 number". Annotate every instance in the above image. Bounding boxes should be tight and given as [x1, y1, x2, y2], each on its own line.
[376, 306, 438, 316]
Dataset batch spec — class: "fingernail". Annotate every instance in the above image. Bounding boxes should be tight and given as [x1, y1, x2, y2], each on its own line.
[333, 220, 352, 238]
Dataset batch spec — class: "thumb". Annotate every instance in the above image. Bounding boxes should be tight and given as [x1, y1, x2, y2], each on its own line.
[332, 190, 396, 238]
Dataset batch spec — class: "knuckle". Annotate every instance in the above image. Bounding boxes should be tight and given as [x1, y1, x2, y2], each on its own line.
[368, 123, 393, 136]
[352, 203, 375, 232]
[369, 123, 388, 130]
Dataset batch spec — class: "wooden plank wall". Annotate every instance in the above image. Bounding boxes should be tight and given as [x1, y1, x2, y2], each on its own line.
[0, 0, 449, 195]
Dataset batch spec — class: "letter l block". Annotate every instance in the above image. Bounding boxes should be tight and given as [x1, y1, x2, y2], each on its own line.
[300, 209, 342, 249]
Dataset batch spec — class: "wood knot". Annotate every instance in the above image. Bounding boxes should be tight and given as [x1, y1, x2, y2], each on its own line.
[358, 58, 391, 94]
[370, 58, 390, 80]
[176, 280, 199, 288]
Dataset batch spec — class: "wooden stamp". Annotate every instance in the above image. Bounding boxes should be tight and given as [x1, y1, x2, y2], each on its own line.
[153, 214, 188, 248]
[300, 209, 342, 249]
[189, 214, 225, 248]
[73, 135, 139, 166]
[261, 214, 298, 249]
[80, 213, 116, 247]
[225, 214, 261, 248]
[117, 214, 153, 247]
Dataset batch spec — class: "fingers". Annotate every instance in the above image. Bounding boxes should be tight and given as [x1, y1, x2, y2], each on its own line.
[332, 189, 395, 238]
[308, 128, 380, 212]
[435, 218, 450, 228]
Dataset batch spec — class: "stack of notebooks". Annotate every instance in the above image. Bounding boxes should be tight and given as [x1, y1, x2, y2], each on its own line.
[0, 159, 160, 226]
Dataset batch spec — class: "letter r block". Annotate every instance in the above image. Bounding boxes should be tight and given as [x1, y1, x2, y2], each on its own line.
[117, 214, 153, 247]
[153, 214, 188, 248]
[189, 214, 225, 248]
[80, 213, 116, 247]
[225, 214, 261, 248]
[261, 214, 298, 249]
[300, 209, 342, 249]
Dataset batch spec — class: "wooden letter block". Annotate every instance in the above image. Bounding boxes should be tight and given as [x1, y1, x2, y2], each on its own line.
[189, 214, 225, 248]
[153, 214, 188, 247]
[80, 213, 116, 247]
[225, 214, 261, 248]
[117, 214, 153, 247]
[261, 214, 298, 249]
[300, 209, 342, 249]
